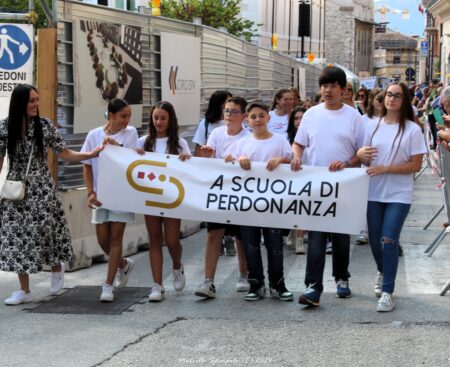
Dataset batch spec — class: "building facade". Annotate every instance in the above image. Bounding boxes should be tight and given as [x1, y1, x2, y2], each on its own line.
[373, 30, 419, 85]
[240, 0, 326, 59]
[324, 0, 374, 76]
[428, 0, 450, 86]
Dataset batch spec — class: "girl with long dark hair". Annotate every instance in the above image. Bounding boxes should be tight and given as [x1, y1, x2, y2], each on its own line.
[137, 101, 190, 302]
[355, 87, 369, 115]
[285, 106, 308, 254]
[0, 84, 102, 305]
[268, 88, 294, 135]
[82, 98, 138, 302]
[192, 90, 231, 157]
[357, 83, 427, 312]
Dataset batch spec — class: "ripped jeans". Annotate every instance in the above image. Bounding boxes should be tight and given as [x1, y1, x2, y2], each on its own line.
[367, 201, 411, 294]
[241, 226, 284, 285]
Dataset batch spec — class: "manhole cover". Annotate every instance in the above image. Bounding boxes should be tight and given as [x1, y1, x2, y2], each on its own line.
[27, 286, 148, 315]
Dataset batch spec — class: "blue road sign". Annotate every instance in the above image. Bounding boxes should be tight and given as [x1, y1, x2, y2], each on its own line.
[420, 41, 428, 57]
[0, 25, 32, 70]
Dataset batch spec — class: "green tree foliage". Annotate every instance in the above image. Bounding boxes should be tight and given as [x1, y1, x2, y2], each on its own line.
[0, 0, 51, 28]
[161, 0, 258, 42]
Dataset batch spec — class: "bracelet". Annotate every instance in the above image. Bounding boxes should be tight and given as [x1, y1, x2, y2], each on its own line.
[87, 191, 96, 197]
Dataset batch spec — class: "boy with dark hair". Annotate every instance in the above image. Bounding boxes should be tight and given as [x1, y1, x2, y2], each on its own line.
[234, 101, 294, 301]
[195, 96, 250, 298]
[291, 66, 365, 307]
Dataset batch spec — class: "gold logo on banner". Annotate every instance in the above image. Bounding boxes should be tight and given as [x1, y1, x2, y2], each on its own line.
[126, 160, 185, 209]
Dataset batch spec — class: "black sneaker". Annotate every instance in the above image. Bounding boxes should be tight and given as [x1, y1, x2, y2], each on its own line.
[224, 235, 236, 256]
[298, 284, 321, 306]
[269, 278, 293, 301]
[245, 280, 266, 301]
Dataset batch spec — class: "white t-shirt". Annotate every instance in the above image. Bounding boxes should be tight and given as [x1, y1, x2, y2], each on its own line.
[363, 118, 427, 204]
[81, 126, 138, 192]
[235, 133, 292, 163]
[294, 103, 365, 166]
[268, 110, 289, 135]
[137, 136, 190, 154]
[192, 118, 225, 146]
[362, 115, 381, 124]
[207, 125, 250, 159]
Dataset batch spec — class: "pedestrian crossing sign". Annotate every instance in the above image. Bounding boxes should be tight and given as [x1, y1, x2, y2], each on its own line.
[0, 23, 34, 117]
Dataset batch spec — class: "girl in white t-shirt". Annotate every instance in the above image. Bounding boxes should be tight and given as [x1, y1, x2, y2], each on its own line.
[285, 106, 308, 254]
[137, 101, 190, 302]
[357, 83, 427, 312]
[82, 98, 138, 303]
[192, 90, 231, 156]
[362, 89, 384, 124]
[268, 88, 294, 135]
[357, 89, 384, 245]
[234, 102, 293, 302]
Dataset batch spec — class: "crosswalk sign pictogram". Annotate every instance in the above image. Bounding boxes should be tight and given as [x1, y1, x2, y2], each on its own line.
[0, 24, 34, 118]
[0, 25, 32, 70]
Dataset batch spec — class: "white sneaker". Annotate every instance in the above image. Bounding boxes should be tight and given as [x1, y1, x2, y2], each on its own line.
[100, 284, 114, 302]
[286, 231, 296, 247]
[377, 292, 394, 312]
[195, 280, 216, 298]
[374, 272, 383, 297]
[4, 290, 32, 305]
[114, 258, 135, 289]
[149, 283, 166, 302]
[356, 233, 369, 244]
[236, 274, 250, 292]
[295, 238, 307, 254]
[172, 263, 186, 291]
[325, 241, 333, 254]
[50, 262, 65, 295]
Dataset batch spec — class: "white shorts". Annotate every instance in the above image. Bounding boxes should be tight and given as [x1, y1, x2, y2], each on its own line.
[91, 208, 135, 224]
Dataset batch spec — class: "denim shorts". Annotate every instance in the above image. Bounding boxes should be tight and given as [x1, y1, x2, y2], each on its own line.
[91, 208, 135, 224]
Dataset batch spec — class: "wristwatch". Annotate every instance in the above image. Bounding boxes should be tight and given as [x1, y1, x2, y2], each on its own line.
[344, 161, 350, 167]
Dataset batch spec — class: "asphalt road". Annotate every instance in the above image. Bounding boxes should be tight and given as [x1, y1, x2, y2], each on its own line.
[1, 168, 450, 367]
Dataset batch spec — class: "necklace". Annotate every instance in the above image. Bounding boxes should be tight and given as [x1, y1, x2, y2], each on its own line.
[103, 125, 121, 135]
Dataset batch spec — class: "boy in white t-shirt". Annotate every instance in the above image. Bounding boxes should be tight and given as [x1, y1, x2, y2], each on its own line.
[292, 66, 365, 307]
[194, 97, 250, 298]
[234, 102, 294, 302]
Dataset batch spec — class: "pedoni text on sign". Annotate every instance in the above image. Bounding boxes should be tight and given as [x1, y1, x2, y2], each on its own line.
[97, 146, 370, 235]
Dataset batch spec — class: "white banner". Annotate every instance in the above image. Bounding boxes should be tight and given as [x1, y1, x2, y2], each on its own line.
[360, 76, 377, 90]
[97, 146, 370, 235]
[161, 32, 201, 126]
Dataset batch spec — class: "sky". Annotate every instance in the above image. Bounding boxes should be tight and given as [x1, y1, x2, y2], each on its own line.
[374, 0, 426, 37]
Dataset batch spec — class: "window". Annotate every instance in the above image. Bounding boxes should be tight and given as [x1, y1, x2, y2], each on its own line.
[393, 55, 401, 64]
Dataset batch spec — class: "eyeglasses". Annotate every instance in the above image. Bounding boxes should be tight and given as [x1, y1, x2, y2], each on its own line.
[385, 92, 403, 101]
[356, 94, 366, 99]
[223, 109, 243, 116]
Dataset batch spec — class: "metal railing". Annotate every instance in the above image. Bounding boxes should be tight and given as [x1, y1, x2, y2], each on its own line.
[55, 0, 324, 189]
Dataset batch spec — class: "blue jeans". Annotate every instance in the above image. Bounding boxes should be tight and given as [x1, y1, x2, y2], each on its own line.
[304, 231, 350, 293]
[367, 201, 411, 294]
[241, 226, 284, 285]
